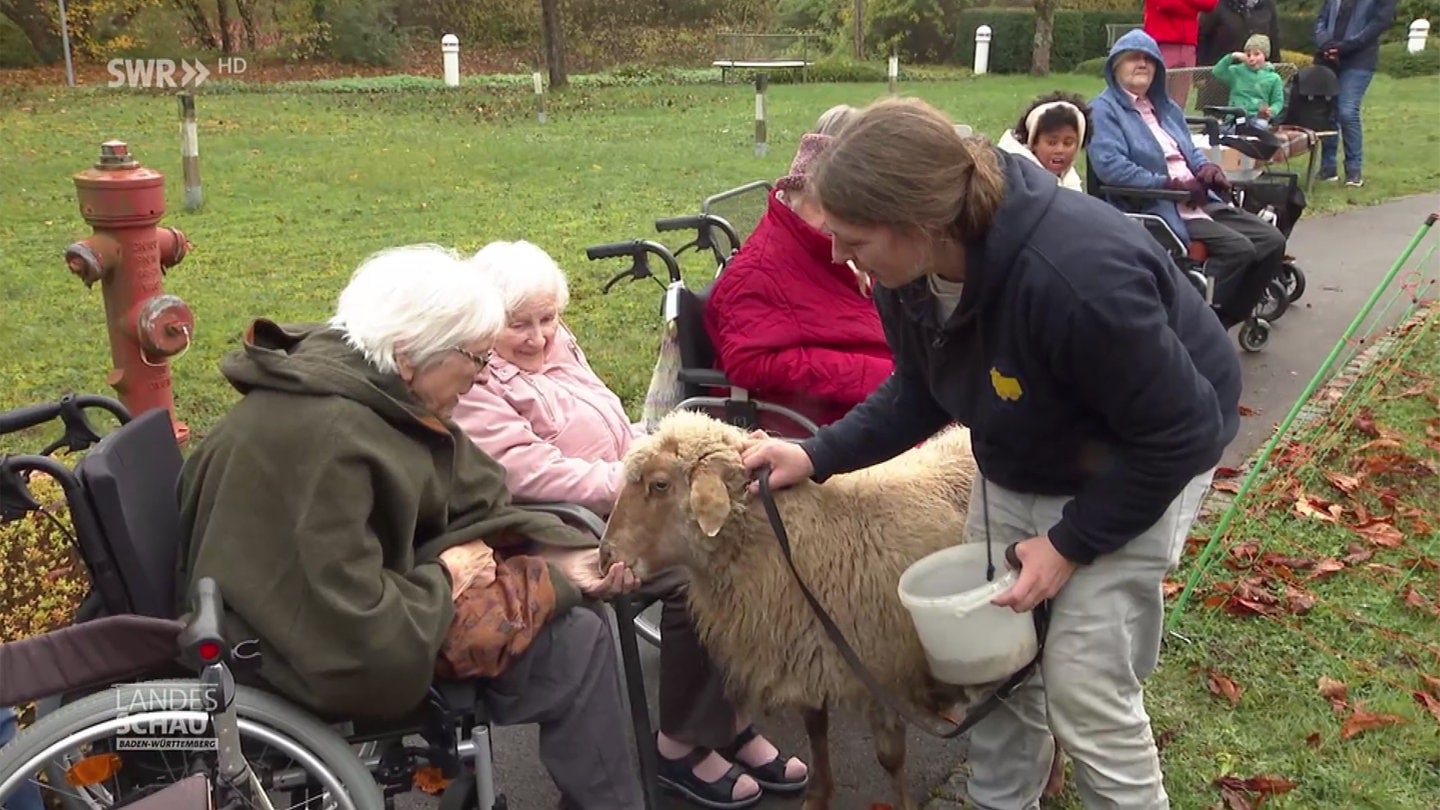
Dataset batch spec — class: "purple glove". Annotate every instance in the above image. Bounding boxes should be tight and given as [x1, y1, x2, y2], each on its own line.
[1195, 162, 1232, 195]
[1166, 176, 1209, 207]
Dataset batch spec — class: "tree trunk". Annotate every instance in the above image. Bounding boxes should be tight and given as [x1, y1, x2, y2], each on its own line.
[539, 0, 568, 89]
[216, 0, 234, 54]
[852, 0, 865, 61]
[1031, 0, 1057, 75]
[233, 0, 257, 51]
[0, 0, 64, 63]
[172, 0, 219, 49]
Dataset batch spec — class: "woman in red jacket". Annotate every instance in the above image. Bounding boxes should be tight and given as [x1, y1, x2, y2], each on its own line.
[1144, 0, 1220, 107]
[703, 115, 894, 436]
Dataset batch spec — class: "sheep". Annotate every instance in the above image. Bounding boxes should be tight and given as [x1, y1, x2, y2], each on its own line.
[598, 408, 982, 810]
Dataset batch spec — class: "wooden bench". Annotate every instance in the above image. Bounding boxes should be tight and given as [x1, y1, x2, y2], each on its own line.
[712, 32, 817, 83]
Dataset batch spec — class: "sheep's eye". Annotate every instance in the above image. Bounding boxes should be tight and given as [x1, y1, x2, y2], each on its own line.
[648, 479, 670, 495]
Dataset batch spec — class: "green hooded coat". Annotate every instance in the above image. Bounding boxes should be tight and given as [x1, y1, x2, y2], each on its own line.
[177, 319, 589, 719]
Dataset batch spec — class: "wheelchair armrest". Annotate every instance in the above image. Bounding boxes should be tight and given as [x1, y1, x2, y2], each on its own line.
[519, 501, 607, 536]
[677, 367, 731, 388]
[1185, 115, 1222, 146]
[1096, 183, 1192, 204]
[1202, 105, 1247, 122]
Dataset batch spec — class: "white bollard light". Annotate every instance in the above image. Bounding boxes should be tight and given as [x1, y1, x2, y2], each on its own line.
[441, 34, 460, 87]
[974, 25, 993, 76]
[1408, 18, 1430, 54]
[888, 52, 899, 94]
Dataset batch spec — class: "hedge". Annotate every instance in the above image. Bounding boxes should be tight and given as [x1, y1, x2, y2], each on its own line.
[1378, 39, 1440, 77]
[956, 11, 1324, 74]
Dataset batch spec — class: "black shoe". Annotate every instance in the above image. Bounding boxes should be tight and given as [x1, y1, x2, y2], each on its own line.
[656, 744, 762, 810]
[718, 725, 810, 794]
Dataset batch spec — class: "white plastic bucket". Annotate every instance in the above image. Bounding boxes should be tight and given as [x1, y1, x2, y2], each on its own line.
[897, 543, 1039, 686]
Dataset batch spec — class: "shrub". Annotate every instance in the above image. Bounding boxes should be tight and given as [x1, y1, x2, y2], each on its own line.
[320, 0, 408, 67]
[0, 17, 40, 69]
[1379, 39, 1440, 77]
[1072, 55, 1109, 75]
[1278, 48, 1314, 68]
[955, 8, 1141, 73]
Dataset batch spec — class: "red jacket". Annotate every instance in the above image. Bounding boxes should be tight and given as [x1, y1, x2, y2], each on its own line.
[1144, 0, 1219, 46]
[704, 191, 894, 433]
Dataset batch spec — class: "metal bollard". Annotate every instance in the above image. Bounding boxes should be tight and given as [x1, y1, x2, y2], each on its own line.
[888, 50, 899, 94]
[442, 34, 460, 87]
[754, 73, 768, 158]
[178, 93, 202, 211]
[533, 71, 547, 124]
[974, 25, 993, 75]
[1408, 18, 1430, 54]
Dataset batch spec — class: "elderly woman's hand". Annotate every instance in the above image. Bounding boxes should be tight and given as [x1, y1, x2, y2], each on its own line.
[545, 547, 640, 599]
[438, 540, 498, 602]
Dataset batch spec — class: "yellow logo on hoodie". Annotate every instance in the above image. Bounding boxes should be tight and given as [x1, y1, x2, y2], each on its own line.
[990, 367, 1023, 402]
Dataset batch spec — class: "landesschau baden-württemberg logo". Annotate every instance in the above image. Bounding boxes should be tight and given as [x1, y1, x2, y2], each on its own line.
[114, 685, 220, 751]
[105, 57, 247, 89]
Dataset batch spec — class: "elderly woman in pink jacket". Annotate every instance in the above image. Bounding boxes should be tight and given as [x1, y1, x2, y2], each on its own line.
[451, 240, 807, 809]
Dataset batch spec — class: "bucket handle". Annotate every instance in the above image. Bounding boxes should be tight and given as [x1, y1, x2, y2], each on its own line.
[755, 466, 1050, 740]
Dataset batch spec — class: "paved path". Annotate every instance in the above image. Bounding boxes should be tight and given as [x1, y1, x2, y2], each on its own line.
[409, 193, 1440, 809]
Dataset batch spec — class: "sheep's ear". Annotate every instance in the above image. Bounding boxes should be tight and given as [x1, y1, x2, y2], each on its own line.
[689, 459, 731, 538]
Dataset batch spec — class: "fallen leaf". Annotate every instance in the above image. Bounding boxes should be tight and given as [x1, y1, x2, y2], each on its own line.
[1306, 558, 1347, 580]
[1163, 579, 1184, 598]
[1421, 674, 1440, 698]
[1353, 408, 1380, 437]
[1294, 492, 1342, 523]
[1217, 784, 1253, 810]
[1213, 479, 1242, 494]
[1414, 691, 1440, 726]
[1214, 774, 1299, 809]
[1305, 731, 1323, 748]
[1324, 471, 1364, 494]
[1355, 438, 1404, 453]
[1155, 727, 1177, 751]
[1259, 552, 1315, 570]
[412, 766, 450, 795]
[1206, 669, 1243, 706]
[1354, 520, 1405, 548]
[1285, 585, 1317, 614]
[1215, 466, 1242, 479]
[1400, 585, 1439, 615]
[1238, 404, 1261, 416]
[1341, 544, 1375, 565]
[1318, 676, 1350, 715]
[869, 804, 894, 810]
[1340, 709, 1406, 740]
[1377, 383, 1430, 401]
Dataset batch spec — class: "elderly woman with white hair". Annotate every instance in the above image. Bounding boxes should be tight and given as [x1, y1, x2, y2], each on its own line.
[176, 244, 644, 808]
[452, 240, 809, 809]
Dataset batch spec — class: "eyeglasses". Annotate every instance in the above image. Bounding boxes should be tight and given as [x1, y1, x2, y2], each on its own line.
[451, 346, 490, 374]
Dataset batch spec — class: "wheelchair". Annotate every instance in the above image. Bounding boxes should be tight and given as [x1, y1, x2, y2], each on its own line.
[0, 396, 662, 810]
[1085, 116, 1302, 354]
[583, 181, 824, 648]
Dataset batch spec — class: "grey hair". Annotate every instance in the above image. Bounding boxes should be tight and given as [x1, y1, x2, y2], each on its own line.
[329, 243, 505, 375]
[468, 240, 571, 319]
[813, 104, 859, 137]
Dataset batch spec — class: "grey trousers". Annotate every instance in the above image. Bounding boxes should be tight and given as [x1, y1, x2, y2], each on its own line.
[482, 608, 645, 809]
[961, 470, 1214, 810]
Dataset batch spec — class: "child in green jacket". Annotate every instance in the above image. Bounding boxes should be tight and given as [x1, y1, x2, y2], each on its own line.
[1213, 33, 1286, 129]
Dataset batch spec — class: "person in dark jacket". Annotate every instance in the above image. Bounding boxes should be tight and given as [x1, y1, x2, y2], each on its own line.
[1198, 0, 1281, 65]
[177, 244, 644, 808]
[742, 96, 1242, 809]
[1090, 29, 1287, 333]
[1313, 0, 1398, 186]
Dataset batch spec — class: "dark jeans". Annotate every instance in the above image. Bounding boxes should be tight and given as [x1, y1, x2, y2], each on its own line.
[1320, 68, 1375, 181]
[641, 568, 740, 750]
[1185, 203, 1287, 328]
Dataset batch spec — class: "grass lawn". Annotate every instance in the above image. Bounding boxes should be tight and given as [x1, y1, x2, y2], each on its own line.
[0, 71, 1438, 805]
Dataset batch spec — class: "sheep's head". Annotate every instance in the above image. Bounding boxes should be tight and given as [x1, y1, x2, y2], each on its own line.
[599, 411, 750, 580]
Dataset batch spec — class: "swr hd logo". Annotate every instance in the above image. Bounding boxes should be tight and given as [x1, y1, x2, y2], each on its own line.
[106, 57, 247, 89]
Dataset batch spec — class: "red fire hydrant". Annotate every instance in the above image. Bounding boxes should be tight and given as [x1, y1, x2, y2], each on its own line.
[65, 140, 195, 445]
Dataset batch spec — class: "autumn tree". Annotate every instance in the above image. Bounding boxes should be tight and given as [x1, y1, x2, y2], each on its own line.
[1, 0, 155, 63]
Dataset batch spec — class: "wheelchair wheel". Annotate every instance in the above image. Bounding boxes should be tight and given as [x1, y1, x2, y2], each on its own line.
[1238, 319, 1271, 353]
[1253, 278, 1289, 323]
[635, 610, 661, 648]
[1282, 262, 1306, 303]
[0, 679, 383, 810]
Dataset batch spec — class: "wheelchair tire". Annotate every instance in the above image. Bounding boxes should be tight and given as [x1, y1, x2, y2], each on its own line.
[1253, 278, 1289, 323]
[1238, 319, 1271, 353]
[1283, 263, 1306, 303]
[0, 679, 384, 810]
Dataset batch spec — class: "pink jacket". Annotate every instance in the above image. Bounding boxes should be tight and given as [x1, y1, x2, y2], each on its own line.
[451, 324, 641, 516]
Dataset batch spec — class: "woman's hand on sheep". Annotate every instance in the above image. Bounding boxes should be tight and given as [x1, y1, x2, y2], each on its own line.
[740, 437, 815, 494]
[549, 547, 641, 599]
[991, 536, 1078, 613]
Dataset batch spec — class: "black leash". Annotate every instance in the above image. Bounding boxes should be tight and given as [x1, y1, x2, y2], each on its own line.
[755, 466, 1050, 739]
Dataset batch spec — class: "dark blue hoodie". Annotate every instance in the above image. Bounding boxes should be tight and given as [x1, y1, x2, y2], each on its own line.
[798, 150, 1243, 565]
